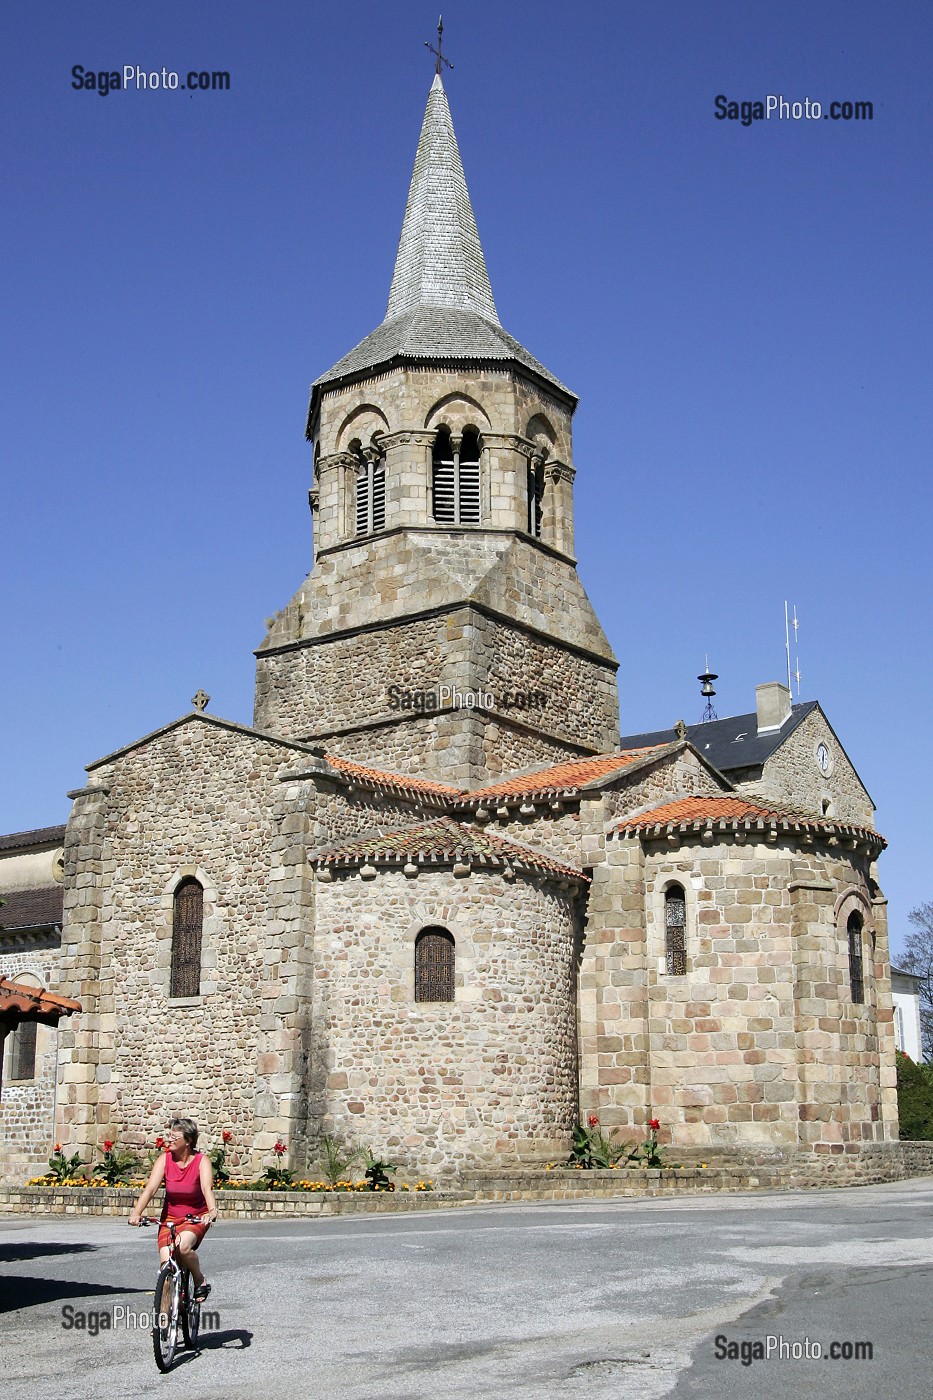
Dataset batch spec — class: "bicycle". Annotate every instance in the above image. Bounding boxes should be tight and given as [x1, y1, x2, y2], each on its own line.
[138, 1214, 205, 1371]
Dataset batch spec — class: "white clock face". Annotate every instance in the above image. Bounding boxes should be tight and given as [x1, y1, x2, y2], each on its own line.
[816, 742, 831, 775]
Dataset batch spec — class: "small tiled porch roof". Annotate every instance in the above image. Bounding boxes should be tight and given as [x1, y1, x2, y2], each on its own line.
[0, 886, 64, 932]
[0, 976, 80, 1028]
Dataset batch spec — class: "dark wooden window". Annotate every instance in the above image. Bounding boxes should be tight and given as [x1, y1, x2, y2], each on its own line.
[848, 911, 864, 1004]
[527, 459, 544, 537]
[665, 885, 687, 976]
[171, 878, 203, 999]
[415, 927, 455, 1002]
[432, 429, 480, 525]
[8, 1019, 38, 1081]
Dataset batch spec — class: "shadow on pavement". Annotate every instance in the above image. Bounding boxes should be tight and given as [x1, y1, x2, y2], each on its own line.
[0, 1241, 98, 1264]
[0, 1277, 149, 1314]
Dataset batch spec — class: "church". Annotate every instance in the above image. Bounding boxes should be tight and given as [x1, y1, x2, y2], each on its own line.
[0, 69, 897, 1182]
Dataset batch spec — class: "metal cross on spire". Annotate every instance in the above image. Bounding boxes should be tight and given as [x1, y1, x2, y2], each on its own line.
[425, 15, 453, 77]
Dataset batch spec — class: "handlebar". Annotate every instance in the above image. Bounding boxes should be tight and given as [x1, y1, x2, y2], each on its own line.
[134, 1213, 204, 1227]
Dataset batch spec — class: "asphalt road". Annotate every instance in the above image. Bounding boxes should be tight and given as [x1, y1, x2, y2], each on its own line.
[2, 1179, 931, 1399]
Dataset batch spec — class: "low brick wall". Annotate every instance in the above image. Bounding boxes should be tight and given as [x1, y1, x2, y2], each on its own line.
[2, 1144, 931, 1219]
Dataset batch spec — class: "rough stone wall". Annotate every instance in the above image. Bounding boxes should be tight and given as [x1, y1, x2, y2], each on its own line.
[486, 808, 584, 867]
[600, 749, 725, 823]
[579, 831, 895, 1152]
[0, 943, 60, 1181]
[309, 868, 579, 1173]
[51, 720, 311, 1172]
[736, 708, 875, 828]
[257, 599, 619, 786]
[479, 720, 592, 780]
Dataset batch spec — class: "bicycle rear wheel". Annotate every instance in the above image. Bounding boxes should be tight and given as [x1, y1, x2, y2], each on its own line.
[180, 1270, 201, 1349]
[152, 1263, 179, 1372]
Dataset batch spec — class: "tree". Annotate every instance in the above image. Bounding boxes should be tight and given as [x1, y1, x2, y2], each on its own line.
[900, 902, 933, 1062]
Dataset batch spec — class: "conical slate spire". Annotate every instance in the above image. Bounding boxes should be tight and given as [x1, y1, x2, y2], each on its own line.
[386, 74, 499, 324]
[310, 75, 573, 406]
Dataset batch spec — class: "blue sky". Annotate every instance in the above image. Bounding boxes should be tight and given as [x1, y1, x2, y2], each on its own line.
[3, 2, 930, 957]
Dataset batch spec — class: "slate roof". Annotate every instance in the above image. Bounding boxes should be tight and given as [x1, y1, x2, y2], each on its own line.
[310, 816, 586, 883]
[617, 703, 820, 776]
[612, 795, 884, 849]
[0, 825, 66, 853]
[311, 75, 571, 403]
[0, 886, 64, 931]
[0, 975, 80, 1027]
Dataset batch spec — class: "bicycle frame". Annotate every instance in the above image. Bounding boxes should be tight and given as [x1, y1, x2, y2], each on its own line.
[139, 1213, 202, 1371]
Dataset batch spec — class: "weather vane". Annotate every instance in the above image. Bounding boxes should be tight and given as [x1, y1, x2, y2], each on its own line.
[425, 15, 453, 77]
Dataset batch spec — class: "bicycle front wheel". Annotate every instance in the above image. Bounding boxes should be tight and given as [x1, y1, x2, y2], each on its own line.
[152, 1263, 179, 1372]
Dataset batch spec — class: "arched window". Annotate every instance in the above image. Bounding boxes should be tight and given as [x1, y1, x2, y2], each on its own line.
[415, 926, 455, 1002]
[527, 457, 544, 537]
[171, 878, 203, 999]
[847, 911, 864, 1004]
[354, 444, 385, 536]
[6, 1019, 38, 1082]
[665, 885, 687, 976]
[432, 429, 480, 525]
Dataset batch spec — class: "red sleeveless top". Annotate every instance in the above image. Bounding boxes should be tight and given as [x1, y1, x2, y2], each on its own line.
[161, 1150, 207, 1222]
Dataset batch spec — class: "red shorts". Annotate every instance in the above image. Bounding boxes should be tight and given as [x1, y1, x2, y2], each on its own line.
[158, 1218, 210, 1251]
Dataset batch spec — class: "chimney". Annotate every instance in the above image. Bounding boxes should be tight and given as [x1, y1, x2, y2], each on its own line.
[756, 682, 792, 733]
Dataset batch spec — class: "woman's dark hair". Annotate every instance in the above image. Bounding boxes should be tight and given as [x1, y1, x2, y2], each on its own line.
[168, 1116, 199, 1150]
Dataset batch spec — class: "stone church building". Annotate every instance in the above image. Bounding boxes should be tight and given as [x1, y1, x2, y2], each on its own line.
[1, 74, 897, 1180]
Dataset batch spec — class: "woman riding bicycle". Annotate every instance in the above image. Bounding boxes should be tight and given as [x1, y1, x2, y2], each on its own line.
[129, 1116, 217, 1302]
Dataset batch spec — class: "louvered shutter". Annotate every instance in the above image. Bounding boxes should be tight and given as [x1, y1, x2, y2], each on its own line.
[171, 879, 203, 998]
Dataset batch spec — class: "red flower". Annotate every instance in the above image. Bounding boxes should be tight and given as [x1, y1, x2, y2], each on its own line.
[222, 1129, 233, 1144]
[54, 1142, 62, 1153]
[155, 1136, 166, 1150]
[587, 1114, 599, 1128]
[104, 1139, 114, 1151]
[648, 1119, 660, 1132]
[273, 1139, 286, 1157]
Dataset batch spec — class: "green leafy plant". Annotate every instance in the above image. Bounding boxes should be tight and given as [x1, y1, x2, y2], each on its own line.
[46, 1143, 86, 1183]
[896, 1051, 933, 1139]
[568, 1116, 637, 1169]
[96, 1138, 138, 1185]
[363, 1152, 397, 1191]
[259, 1138, 295, 1188]
[320, 1134, 362, 1187]
[208, 1128, 234, 1184]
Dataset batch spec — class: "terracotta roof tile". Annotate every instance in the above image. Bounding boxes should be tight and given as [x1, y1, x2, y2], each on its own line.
[0, 976, 80, 1026]
[0, 886, 64, 931]
[325, 755, 462, 800]
[310, 816, 586, 882]
[463, 748, 668, 802]
[613, 796, 884, 846]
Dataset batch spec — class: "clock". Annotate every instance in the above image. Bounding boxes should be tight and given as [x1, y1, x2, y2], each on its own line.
[816, 742, 832, 776]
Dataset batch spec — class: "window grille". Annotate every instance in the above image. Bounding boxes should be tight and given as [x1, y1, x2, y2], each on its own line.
[527, 459, 544, 537]
[171, 878, 203, 999]
[415, 927, 455, 1002]
[8, 1019, 37, 1081]
[432, 429, 481, 525]
[665, 886, 687, 976]
[847, 912, 864, 1004]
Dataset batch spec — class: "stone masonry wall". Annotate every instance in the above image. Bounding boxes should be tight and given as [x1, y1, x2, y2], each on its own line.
[579, 830, 895, 1152]
[52, 719, 310, 1172]
[309, 868, 579, 1174]
[737, 708, 875, 828]
[0, 942, 60, 1181]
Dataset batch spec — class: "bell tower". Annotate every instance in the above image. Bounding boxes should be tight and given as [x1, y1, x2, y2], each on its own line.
[254, 72, 619, 785]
